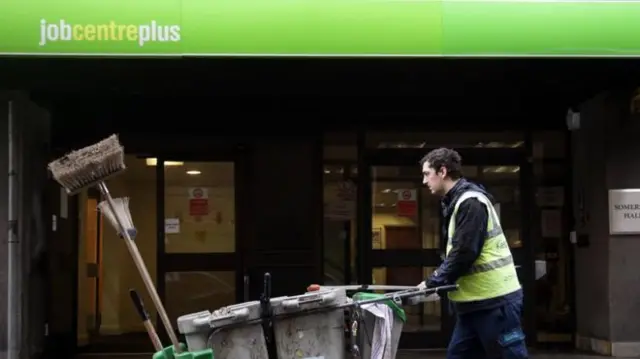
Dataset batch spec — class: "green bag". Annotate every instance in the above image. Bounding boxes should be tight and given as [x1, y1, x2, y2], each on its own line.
[352, 292, 407, 322]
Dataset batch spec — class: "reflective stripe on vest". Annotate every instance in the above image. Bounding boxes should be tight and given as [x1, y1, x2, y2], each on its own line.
[446, 191, 521, 302]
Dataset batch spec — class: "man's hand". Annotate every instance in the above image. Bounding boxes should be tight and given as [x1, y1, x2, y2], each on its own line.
[417, 281, 427, 290]
[425, 268, 446, 289]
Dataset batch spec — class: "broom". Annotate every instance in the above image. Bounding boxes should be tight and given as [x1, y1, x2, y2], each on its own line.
[47, 134, 182, 353]
[130, 288, 164, 352]
[97, 196, 136, 239]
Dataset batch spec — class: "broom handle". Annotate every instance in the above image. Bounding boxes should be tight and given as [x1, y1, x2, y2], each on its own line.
[130, 289, 164, 352]
[97, 182, 182, 353]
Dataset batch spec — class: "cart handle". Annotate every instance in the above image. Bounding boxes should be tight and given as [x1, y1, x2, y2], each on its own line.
[393, 285, 459, 305]
[313, 285, 417, 291]
[352, 284, 459, 307]
[282, 291, 337, 310]
[432, 284, 459, 294]
[208, 307, 250, 326]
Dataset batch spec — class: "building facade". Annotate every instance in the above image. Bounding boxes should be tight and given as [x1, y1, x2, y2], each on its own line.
[0, 89, 639, 357]
[44, 110, 574, 353]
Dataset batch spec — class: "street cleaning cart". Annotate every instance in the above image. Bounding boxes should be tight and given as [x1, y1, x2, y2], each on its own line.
[176, 277, 457, 359]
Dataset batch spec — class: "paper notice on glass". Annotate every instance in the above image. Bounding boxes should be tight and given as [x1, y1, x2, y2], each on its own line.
[165, 218, 180, 234]
[535, 260, 547, 280]
[536, 187, 564, 207]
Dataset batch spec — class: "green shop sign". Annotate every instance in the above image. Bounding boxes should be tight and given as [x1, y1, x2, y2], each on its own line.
[1, 0, 640, 57]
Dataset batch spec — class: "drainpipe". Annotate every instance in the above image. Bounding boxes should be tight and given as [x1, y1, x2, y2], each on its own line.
[7, 99, 21, 359]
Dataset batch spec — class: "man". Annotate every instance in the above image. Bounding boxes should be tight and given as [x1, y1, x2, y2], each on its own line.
[417, 148, 528, 359]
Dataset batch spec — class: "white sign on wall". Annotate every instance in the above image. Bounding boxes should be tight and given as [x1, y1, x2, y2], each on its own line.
[608, 189, 640, 235]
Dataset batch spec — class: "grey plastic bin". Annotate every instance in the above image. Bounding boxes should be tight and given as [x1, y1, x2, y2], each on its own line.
[177, 310, 213, 352]
[271, 288, 348, 359]
[357, 307, 404, 359]
[177, 300, 277, 359]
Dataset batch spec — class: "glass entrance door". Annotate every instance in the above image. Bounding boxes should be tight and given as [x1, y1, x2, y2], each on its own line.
[369, 165, 449, 347]
[158, 157, 243, 340]
[363, 148, 533, 349]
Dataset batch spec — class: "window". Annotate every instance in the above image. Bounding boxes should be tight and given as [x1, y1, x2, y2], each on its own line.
[162, 161, 237, 324]
[323, 132, 357, 284]
[366, 131, 524, 149]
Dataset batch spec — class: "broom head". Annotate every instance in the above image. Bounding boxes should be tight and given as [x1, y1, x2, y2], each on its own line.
[48, 134, 126, 195]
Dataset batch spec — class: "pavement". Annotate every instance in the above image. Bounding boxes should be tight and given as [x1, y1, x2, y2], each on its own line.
[77, 351, 608, 359]
[397, 352, 606, 359]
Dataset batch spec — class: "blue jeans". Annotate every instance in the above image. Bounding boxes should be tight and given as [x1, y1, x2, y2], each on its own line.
[447, 301, 528, 359]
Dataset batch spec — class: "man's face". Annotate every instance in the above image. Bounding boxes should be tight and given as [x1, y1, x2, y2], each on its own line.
[422, 161, 445, 195]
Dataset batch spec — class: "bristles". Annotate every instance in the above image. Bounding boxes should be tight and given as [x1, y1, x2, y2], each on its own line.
[98, 197, 135, 236]
[48, 134, 127, 194]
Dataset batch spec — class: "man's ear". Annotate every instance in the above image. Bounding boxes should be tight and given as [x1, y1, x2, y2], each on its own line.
[439, 166, 448, 179]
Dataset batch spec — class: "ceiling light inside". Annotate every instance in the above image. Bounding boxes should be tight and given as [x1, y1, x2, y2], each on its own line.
[186, 170, 201, 176]
[145, 158, 184, 167]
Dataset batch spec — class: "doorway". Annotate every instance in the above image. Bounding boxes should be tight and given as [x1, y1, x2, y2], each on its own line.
[75, 155, 159, 353]
[70, 139, 325, 353]
[158, 157, 243, 342]
[362, 146, 535, 349]
[74, 154, 244, 352]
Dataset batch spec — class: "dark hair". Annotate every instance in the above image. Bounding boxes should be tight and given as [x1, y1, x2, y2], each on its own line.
[419, 148, 463, 179]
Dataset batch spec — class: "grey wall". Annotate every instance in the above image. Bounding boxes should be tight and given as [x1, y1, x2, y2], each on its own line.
[601, 94, 640, 343]
[572, 92, 612, 340]
[574, 89, 640, 345]
[0, 94, 9, 359]
[0, 92, 51, 359]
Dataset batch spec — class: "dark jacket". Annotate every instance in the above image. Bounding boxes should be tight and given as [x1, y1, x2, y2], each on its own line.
[426, 178, 522, 314]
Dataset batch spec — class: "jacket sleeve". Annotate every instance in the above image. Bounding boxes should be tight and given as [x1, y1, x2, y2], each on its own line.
[426, 198, 488, 287]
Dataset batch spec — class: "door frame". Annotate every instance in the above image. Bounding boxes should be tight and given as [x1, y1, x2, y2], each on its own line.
[85, 187, 104, 338]
[358, 147, 536, 349]
[45, 176, 80, 357]
[155, 149, 249, 341]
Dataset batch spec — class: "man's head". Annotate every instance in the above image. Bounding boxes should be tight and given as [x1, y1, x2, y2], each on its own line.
[420, 148, 463, 196]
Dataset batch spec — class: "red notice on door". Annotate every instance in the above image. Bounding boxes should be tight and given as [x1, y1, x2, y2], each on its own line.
[396, 189, 417, 217]
[188, 187, 209, 216]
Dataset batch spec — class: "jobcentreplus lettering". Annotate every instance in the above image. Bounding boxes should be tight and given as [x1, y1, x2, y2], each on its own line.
[39, 19, 181, 47]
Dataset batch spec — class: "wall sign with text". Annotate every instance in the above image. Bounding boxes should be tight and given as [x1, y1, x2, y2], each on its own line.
[608, 189, 640, 235]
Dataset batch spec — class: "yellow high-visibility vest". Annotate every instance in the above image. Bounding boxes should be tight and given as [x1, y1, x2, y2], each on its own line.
[446, 191, 521, 302]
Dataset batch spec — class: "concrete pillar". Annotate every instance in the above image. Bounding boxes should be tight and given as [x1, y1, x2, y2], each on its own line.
[573, 89, 640, 357]
[0, 94, 10, 359]
[0, 92, 51, 359]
